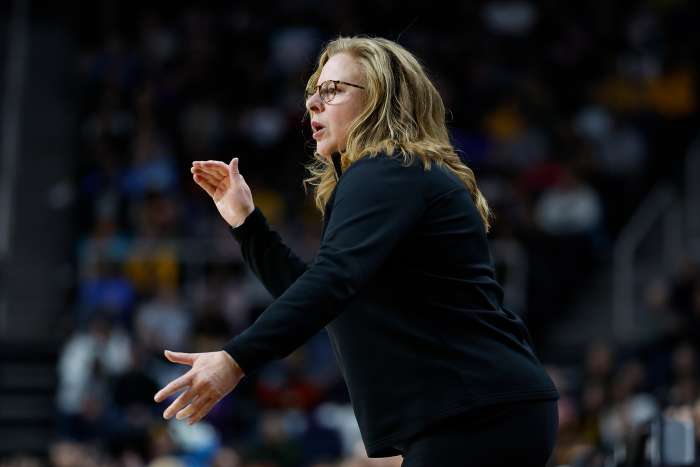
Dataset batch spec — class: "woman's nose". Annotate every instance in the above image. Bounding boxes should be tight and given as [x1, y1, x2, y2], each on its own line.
[306, 93, 324, 113]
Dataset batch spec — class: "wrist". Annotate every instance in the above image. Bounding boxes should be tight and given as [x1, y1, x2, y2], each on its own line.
[231, 207, 255, 229]
[221, 350, 245, 377]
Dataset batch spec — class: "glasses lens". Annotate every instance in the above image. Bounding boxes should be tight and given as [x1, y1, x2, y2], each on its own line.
[320, 81, 336, 103]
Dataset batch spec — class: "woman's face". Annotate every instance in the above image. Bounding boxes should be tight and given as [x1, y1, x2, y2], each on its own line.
[306, 53, 366, 159]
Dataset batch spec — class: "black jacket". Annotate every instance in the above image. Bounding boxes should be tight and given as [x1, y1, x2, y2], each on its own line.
[223, 151, 559, 457]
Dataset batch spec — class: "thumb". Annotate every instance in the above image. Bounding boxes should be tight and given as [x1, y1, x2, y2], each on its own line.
[164, 350, 197, 365]
[229, 157, 239, 179]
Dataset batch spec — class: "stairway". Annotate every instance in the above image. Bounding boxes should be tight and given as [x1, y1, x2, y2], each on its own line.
[0, 4, 77, 458]
[540, 167, 691, 366]
[0, 341, 57, 456]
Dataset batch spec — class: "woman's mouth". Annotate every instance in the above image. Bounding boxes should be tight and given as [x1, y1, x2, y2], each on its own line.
[311, 121, 325, 139]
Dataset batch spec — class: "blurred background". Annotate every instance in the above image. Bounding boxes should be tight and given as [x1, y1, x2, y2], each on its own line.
[0, 0, 698, 466]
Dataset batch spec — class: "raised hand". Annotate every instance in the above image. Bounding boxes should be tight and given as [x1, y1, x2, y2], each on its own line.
[191, 158, 255, 228]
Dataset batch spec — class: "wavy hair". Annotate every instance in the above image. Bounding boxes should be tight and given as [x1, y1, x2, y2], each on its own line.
[302, 36, 493, 232]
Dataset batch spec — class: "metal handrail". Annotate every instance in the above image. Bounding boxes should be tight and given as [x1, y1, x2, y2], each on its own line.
[612, 183, 678, 340]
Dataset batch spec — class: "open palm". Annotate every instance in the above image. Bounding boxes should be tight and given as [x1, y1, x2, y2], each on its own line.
[191, 158, 254, 228]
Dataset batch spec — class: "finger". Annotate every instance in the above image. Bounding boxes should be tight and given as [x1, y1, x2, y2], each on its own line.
[228, 158, 240, 179]
[191, 168, 225, 186]
[192, 164, 227, 180]
[154, 372, 193, 402]
[189, 397, 218, 425]
[197, 159, 228, 167]
[191, 165, 225, 184]
[176, 394, 212, 421]
[191, 169, 223, 188]
[193, 173, 218, 197]
[194, 161, 229, 178]
[164, 350, 197, 365]
[163, 388, 195, 419]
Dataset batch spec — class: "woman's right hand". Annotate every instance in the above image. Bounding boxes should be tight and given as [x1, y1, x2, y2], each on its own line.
[191, 158, 254, 228]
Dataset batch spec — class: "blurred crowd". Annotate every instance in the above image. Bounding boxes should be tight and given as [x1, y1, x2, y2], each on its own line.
[5, 0, 699, 466]
[549, 256, 700, 465]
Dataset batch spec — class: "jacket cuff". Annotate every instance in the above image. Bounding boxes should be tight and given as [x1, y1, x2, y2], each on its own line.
[229, 207, 266, 242]
[222, 336, 256, 376]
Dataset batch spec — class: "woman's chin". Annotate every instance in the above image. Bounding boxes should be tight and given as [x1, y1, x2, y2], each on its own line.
[315, 145, 334, 159]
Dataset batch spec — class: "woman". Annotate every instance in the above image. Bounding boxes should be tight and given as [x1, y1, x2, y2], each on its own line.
[154, 36, 560, 466]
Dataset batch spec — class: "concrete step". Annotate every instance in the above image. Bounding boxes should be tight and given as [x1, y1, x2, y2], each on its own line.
[0, 362, 56, 391]
[0, 394, 54, 422]
[0, 426, 54, 455]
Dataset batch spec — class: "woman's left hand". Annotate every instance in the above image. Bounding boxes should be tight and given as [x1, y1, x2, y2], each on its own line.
[154, 350, 245, 424]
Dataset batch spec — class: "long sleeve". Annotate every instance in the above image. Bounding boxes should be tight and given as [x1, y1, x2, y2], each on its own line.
[222, 156, 426, 375]
[229, 207, 309, 299]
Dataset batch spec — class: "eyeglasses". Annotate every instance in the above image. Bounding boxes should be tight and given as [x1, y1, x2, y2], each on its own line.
[306, 79, 365, 104]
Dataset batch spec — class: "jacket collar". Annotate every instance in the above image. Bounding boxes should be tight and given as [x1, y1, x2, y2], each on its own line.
[331, 151, 343, 179]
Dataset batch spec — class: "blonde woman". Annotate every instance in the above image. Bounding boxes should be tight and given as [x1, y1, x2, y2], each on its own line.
[155, 36, 560, 466]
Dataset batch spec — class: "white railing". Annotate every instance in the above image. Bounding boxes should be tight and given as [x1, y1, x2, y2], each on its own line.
[612, 183, 680, 341]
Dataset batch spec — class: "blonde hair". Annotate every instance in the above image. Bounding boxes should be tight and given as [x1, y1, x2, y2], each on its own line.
[302, 36, 493, 233]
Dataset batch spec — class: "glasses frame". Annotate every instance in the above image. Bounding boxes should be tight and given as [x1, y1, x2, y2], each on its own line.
[307, 79, 365, 104]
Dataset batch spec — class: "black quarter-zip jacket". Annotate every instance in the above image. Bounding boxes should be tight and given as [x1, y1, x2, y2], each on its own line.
[223, 151, 559, 457]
